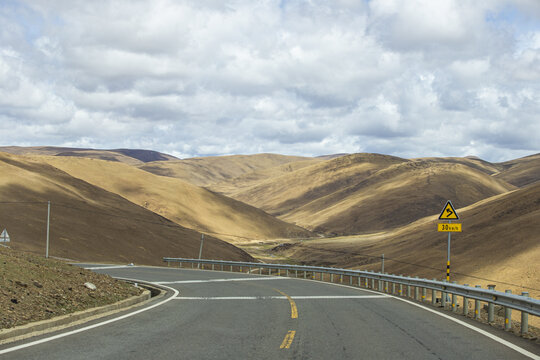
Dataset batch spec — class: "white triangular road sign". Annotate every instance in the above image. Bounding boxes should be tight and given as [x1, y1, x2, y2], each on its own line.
[0, 229, 10, 243]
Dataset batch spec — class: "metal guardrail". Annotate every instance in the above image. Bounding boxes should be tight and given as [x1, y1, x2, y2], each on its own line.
[163, 257, 539, 334]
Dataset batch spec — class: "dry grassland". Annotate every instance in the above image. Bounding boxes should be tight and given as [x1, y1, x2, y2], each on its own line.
[0, 152, 253, 264]
[32, 155, 311, 243]
[0, 146, 177, 166]
[139, 153, 314, 187]
[212, 153, 516, 235]
[277, 183, 540, 298]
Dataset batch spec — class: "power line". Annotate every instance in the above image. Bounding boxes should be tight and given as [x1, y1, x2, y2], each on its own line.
[0, 201, 49, 204]
[299, 245, 540, 292]
[2, 201, 537, 291]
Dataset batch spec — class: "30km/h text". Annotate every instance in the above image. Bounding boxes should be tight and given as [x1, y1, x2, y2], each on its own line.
[437, 223, 462, 232]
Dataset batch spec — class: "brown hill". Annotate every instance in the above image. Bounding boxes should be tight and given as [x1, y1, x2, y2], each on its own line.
[139, 153, 314, 187]
[0, 152, 253, 265]
[0, 146, 177, 166]
[493, 153, 540, 187]
[210, 158, 327, 195]
[218, 153, 515, 235]
[213, 153, 407, 215]
[30, 155, 312, 243]
[280, 182, 540, 298]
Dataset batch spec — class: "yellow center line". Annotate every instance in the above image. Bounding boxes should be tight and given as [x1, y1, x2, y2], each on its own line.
[280, 330, 296, 349]
[273, 289, 298, 319]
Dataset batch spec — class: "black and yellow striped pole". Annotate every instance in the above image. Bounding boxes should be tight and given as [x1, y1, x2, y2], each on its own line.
[446, 220, 451, 282]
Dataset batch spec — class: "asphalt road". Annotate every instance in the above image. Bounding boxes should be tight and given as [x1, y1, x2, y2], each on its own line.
[1, 265, 538, 359]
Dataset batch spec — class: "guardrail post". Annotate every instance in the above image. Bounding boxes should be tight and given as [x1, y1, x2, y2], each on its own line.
[295, 270, 298, 278]
[463, 284, 469, 316]
[422, 287, 426, 302]
[378, 278, 383, 292]
[340, 274, 343, 283]
[349, 276, 353, 286]
[521, 292, 529, 335]
[392, 282, 396, 295]
[259, 267, 262, 275]
[452, 281, 457, 312]
[268, 267, 271, 275]
[321, 272, 324, 281]
[414, 277, 419, 300]
[432, 279, 437, 305]
[304, 271, 307, 279]
[286, 269, 289, 277]
[407, 285, 411, 298]
[399, 283, 403, 296]
[212, 264, 215, 271]
[191, 262, 194, 269]
[487, 285, 496, 323]
[504, 290, 512, 331]
[330, 274, 334, 283]
[240, 266, 243, 273]
[441, 286, 446, 308]
[221, 264, 224, 271]
[179, 262, 182, 268]
[475, 285, 481, 319]
[230, 265, 233, 272]
[371, 277, 375, 290]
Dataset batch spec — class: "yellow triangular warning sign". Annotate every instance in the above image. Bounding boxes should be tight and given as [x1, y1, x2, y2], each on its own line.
[439, 201, 459, 220]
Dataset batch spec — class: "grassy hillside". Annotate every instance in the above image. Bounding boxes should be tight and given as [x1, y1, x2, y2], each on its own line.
[280, 182, 540, 298]
[31, 155, 312, 243]
[493, 153, 540, 187]
[0, 152, 253, 264]
[139, 153, 314, 187]
[210, 158, 327, 195]
[213, 153, 407, 214]
[0, 146, 177, 166]
[218, 153, 515, 235]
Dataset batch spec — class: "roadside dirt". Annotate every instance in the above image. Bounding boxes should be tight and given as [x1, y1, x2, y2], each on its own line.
[0, 247, 141, 329]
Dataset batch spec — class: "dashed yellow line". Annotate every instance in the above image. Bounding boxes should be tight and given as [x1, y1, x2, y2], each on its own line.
[273, 289, 298, 350]
[280, 330, 296, 349]
[274, 289, 298, 319]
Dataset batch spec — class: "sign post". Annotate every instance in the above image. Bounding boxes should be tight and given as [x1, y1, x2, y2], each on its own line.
[46, 200, 50, 258]
[438, 201, 460, 282]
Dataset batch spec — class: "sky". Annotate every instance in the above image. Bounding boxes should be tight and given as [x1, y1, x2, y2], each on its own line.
[0, 0, 539, 161]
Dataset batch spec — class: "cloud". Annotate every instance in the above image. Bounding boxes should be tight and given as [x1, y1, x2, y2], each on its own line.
[0, 0, 538, 162]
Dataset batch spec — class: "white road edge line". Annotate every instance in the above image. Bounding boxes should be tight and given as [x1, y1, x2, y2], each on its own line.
[83, 265, 137, 270]
[391, 295, 540, 360]
[0, 279, 179, 355]
[290, 276, 540, 359]
[173, 295, 389, 300]
[155, 276, 285, 284]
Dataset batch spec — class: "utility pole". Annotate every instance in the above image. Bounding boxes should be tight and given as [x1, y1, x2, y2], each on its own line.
[197, 234, 204, 269]
[46, 200, 50, 258]
[381, 254, 384, 274]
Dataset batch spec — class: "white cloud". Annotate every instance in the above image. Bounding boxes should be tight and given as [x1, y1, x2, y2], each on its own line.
[0, 0, 538, 162]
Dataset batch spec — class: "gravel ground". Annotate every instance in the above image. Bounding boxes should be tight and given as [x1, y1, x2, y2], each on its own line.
[0, 247, 141, 329]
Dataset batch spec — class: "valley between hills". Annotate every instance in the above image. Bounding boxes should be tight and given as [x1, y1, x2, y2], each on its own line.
[0, 146, 538, 302]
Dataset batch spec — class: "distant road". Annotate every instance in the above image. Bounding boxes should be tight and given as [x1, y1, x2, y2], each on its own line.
[1, 265, 538, 359]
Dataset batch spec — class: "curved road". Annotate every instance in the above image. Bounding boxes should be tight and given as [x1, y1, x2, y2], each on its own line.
[1, 265, 538, 359]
